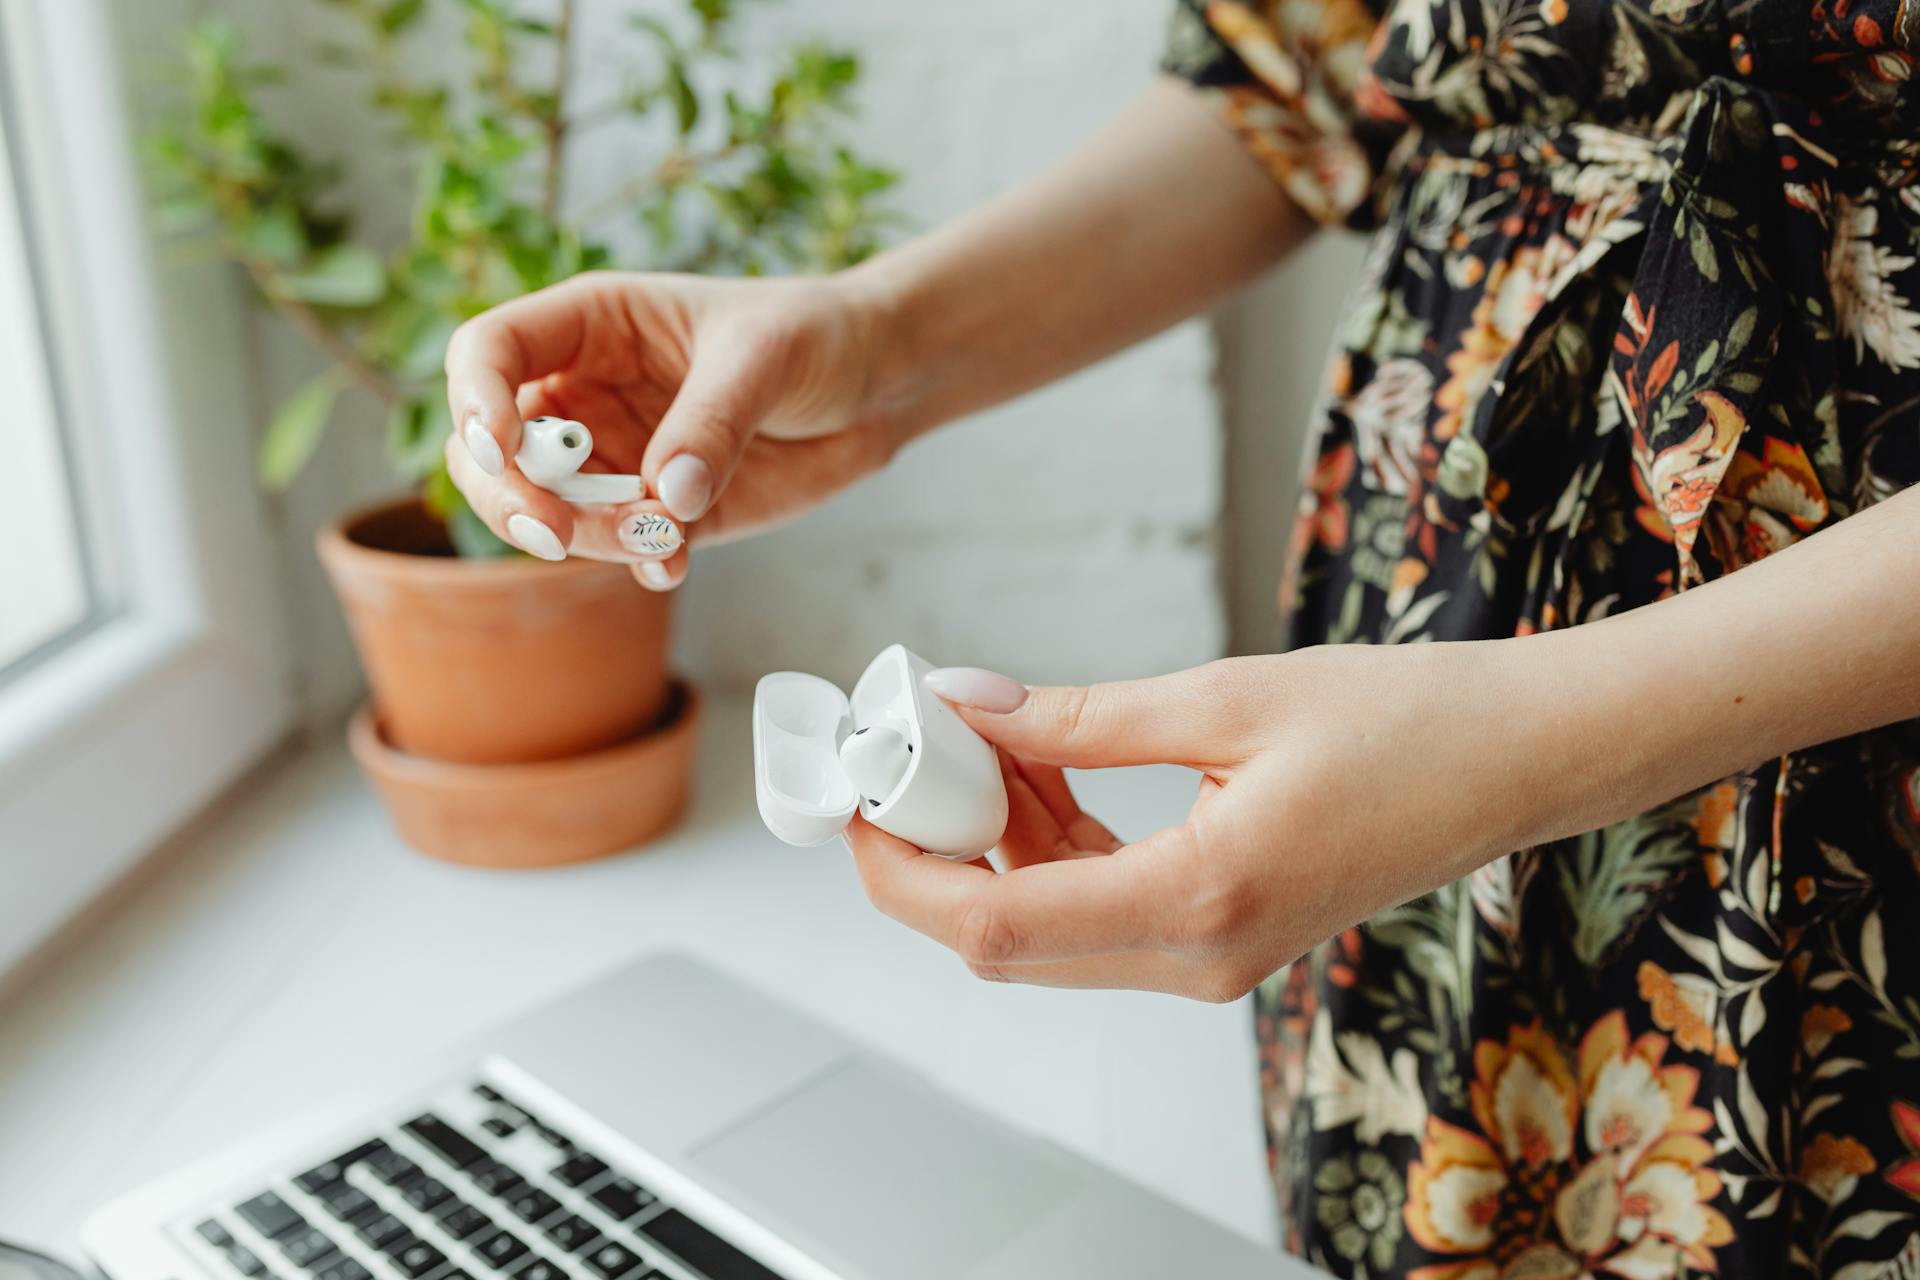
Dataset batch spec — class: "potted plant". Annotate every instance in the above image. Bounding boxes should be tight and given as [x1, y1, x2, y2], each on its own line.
[147, 0, 898, 866]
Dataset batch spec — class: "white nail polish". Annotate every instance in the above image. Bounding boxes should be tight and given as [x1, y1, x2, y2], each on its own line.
[507, 513, 566, 561]
[639, 561, 672, 588]
[463, 417, 504, 477]
[619, 513, 683, 558]
[921, 667, 1029, 713]
[657, 454, 713, 522]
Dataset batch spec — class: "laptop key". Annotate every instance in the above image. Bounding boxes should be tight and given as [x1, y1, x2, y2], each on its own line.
[433, 1201, 491, 1240]
[513, 1259, 565, 1280]
[468, 1160, 525, 1197]
[294, 1141, 387, 1193]
[505, 1188, 560, 1224]
[532, 1126, 571, 1150]
[224, 1246, 268, 1277]
[480, 1117, 517, 1138]
[236, 1192, 306, 1239]
[311, 1260, 369, 1280]
[275, 1228, 336, 1268]
[366, 1150, 422, 1186]
[586, 1177, 654, 1222]
[398, 1174, 454, 1211]
[390, 1239, 445, 1278]
[581, 1242, 642, 1280]
[354, 1212, 408, 1248]
[474, 1230, 529, 1269]
[196, 1220, 235, 1248]
[549, 1154, 607, 1188]
[313, 1183, 374, 1222]
[543, 1215, 601, 1252]
[401, 1113, 489, 1170]
[641, 1209, 783, 1280]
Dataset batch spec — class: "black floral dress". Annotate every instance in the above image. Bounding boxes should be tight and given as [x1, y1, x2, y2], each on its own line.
[1164, 1, 1920, 1276]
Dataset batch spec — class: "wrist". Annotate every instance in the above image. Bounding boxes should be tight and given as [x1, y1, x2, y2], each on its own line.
[1478, 584, 1804, 855]
[1481, 625, 1660, 849]
[832, 253, 937, 450]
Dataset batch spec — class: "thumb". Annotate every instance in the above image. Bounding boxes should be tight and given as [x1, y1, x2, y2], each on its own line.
[641, 335, 774, 523]
[921, 663, 1242, 770]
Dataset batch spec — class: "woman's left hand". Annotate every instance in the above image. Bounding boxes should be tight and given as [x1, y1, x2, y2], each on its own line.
[844, 484, 1920, 1001]
[845, 643, 1613, 1001]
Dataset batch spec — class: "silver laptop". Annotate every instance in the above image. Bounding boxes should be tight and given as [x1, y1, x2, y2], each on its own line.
[81, 952, 1310, 1280]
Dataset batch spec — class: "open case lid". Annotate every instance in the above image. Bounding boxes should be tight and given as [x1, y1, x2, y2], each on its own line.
[752, 671, 860, 846]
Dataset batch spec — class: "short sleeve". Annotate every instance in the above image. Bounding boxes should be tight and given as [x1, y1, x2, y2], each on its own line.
[1162, 0, 1404, 230]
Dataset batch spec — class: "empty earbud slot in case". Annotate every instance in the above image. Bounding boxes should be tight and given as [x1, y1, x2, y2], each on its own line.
[752, 672, 858, 845]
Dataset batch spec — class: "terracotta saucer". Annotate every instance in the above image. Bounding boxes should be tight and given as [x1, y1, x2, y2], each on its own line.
[349, 679, 703, 870]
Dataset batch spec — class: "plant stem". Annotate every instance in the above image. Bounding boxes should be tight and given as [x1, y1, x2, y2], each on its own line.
[541, 0, 576, 221]
[575, 141, 733, 227]
[243, 259, 403, 407]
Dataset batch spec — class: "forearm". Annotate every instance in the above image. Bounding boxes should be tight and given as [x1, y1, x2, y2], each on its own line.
[1509, 485, 1920, 846]
[841, 77, 1313, 440]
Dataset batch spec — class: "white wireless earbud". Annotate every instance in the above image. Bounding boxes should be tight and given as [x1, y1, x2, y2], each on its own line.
[838, 721, 913, 802]
[515, 417, 643, 505]
[752, 645, 1009, 860]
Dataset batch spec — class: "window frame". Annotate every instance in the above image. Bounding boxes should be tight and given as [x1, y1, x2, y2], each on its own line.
[0, 0, 292, 973]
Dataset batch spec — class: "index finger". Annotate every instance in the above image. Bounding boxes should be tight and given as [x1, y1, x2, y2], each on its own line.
[845, 814, 1193, 966]
[445, 278, 598, 464]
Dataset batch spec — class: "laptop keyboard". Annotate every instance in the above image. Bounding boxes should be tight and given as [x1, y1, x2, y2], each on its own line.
[181, 1081, 784, 1280]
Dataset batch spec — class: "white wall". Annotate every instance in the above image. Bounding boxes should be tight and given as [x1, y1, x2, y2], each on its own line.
[1219, 234, 1369, 656]
[227, 0, 1227, 714]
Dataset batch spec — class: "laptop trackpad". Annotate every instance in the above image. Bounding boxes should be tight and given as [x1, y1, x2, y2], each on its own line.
[689, 1058, 1084, 1280]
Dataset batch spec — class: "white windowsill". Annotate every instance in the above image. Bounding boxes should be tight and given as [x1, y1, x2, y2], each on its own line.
[0, 693, 1277, 1257]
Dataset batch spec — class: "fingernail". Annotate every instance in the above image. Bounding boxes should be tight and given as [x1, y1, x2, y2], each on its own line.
[657, 454, 713, 522]
[638, 561, 672, 589]
[507, 513, 566, 561]
[922, 667, 1028, 713]
[619, 513, 683, 558]
[463, 416, 504, 477]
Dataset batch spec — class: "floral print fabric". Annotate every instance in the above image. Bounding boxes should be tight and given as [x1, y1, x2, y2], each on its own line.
[1166, 1, 1920, 1276]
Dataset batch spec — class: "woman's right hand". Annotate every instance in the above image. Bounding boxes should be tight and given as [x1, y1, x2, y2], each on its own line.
[444, 270, 900, 590]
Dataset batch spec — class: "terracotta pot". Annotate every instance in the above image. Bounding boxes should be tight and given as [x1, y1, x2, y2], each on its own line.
[318, 497, 671, 766]
[350, 681, 702, 868]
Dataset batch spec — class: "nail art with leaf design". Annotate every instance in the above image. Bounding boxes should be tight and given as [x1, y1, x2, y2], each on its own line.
[619, 512, 683, 558]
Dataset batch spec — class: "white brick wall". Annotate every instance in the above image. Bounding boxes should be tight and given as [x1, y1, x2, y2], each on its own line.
[235, 0, 1223, 709]
[662, 0, 1226, 689]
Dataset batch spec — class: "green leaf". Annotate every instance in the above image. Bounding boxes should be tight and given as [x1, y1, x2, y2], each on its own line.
[422, 458, 514, 557]
[258, 369, 345, 490]
[378, 0, 427, 34]
[1688, 221, 1719, 282]
[446, 495, 518, 557]
[420, 458, 460, 520]
[690, 0, 734, 35]
[384, 395, 446, 480]
[393, 311, 459, 381]
[1726, 305, 1758, 357]
[630, 14, 679, 50]
[670, 61, 699, 135]
[241, 206, 307, 264]
[274, 244, 387, 306]
[1692, 339, 1720, 377]
[153, 197, 215, 235]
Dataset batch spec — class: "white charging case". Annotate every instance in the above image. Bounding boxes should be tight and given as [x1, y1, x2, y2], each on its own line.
[752, 645, 1009, 860]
